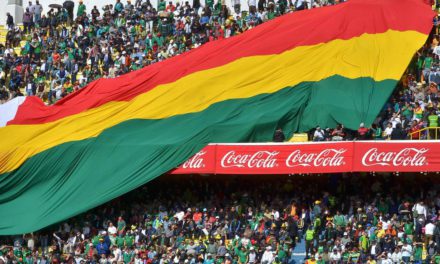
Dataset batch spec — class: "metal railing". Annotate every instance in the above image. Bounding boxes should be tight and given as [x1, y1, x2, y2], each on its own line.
[410, 127, 440, 140]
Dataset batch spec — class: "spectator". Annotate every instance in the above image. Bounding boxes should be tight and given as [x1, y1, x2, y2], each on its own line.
[357, 123, 369, 140]
[331, 124, 345, 141]
[6, 13, 14, 30]
[313, 126, 325, 141]
[273, 128, 286, 142]
[390, 123, 407, 140]
[383, 122, 393, 140]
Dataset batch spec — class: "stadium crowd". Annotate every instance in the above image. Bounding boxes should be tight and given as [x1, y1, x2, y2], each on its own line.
[0, 0, 307, 104]
[0, 0, 439, 139]
[0, 174, 439, 264]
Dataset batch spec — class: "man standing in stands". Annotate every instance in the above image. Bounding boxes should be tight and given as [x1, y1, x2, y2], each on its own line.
[305, 225, 315, 259]
[33, 1, 43, 24]
[273, 128, 286, 142]
[357, 123, 369, 140]
[77, 0, 86, 18]
[6, 13, 14, 30]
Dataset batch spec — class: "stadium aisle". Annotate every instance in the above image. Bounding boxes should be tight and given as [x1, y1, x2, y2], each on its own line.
[290, 239, 306, 264]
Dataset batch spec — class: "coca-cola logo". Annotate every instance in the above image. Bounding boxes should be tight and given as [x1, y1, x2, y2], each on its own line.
[220, 150, 279, 168]
[286, 148, 347, 167]
[361, 147, 428, 167]
[182, 151, 206, 169]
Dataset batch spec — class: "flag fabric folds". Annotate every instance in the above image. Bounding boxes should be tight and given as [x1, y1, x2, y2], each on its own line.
[0, 0, 434, 234]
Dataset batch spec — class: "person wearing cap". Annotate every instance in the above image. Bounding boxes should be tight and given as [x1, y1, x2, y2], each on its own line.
[357, 122, 369, 140]
[341, 231, 351, 246]
[261, 246, 273, 264]
[77, 0, 86, 18]
[204, 253, 214, 264]
[248, 247, 256, 264]
[96, 236, 110, 256]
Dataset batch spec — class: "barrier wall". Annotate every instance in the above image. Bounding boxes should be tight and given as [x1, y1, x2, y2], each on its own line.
[171, 141, 440, 174]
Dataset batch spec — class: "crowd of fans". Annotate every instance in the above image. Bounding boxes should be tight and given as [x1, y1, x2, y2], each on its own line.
[0, 174, 439, 264]
[0, 0, 312, 104]
[0, 0, 438, 139]
[309, 35, 440, 141]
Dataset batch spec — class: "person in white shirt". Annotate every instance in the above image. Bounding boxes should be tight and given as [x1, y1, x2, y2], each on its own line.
[261, 246, 274, 264]
[425, 221, 436, 242]
[248, 247, 257, 264]
[108, 222, 117, 235]
[272, 209, 280, 220]
[413, 201, 427, 219]
[379, 252, 393, 264]
[113, 245, 123, 262]
[384, 123, 393, 139]
[329, 249, 341, 262]
[401, 242, 412, 263]
[391, 246, 402, 263]
[313, 127, 325, 141]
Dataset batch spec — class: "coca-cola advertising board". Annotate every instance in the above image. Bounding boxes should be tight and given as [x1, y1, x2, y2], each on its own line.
[353, 141, 440, 172]
[171, 145, 216, 174]
[215, 142, 353, 174]
[171, 141, 440, 174]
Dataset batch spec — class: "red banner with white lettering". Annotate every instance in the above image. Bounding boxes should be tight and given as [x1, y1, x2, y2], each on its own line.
[171, 145, 216, 174]
[171, 141, 440, 174]
[352, 141, 440, 172]
[215, 142, 353, 174]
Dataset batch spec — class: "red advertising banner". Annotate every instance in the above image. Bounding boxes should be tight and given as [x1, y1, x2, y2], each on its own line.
[171, 141, 440, 174]
[171, 145, 216, 174]
[353, 141, 440, 172]
[215, 142, 354, 174]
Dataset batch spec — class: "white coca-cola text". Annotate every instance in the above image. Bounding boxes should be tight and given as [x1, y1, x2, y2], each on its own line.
[182, 151, 206, 169]
[220, 151, 279, 168]
[361, 147, 428, 167]
[285, 148, 347, 167]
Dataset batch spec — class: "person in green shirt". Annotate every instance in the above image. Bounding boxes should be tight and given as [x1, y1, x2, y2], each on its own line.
[92, 235, 101, 246]
[123, 248, 135, 263]
[428, 110, 438, 127]
[359, 232, 369, 253]
[424, 55, 433, 70]
[413, 243, 423, 262]
[206, 0, 214, 9]
[205, 254, 215, 264]
[77, 1, 86, 18]
[401, 101, 414, 120]
[404, 220, 414, 237]
[305, 226, 315, 259]
[116, 235, 125, 248]
[124, 233, 135, 248]
[115, 0, 124, 13]
[235, 246, 248, 264]
[277, 245, 288, 263]
[333, 211, 346, 228]
[348, 248, 360, 263]
[158, 0, 166, 11]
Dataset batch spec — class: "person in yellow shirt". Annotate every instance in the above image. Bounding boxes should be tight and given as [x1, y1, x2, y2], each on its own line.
[305, 255, 317, 264]
[376, 228, 386, 239]
[366, 255, 377, 264]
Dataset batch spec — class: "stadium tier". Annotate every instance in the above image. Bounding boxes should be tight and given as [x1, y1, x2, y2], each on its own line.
[1, 0, 440, 263]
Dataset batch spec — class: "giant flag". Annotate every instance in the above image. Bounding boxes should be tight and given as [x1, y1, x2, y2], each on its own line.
[0, 0, 434, 234]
